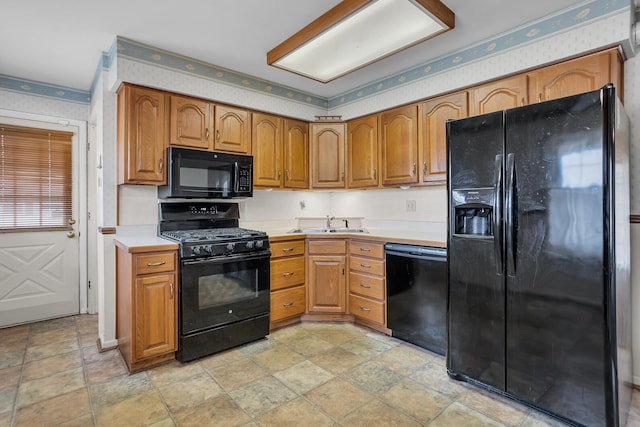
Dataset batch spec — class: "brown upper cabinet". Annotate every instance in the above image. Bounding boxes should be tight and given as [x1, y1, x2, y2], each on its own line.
[168, 96, 251, 154]
[347, 114, 379, 189]
[117, 84, 167, 185]
[380, 105, 419, 186]
[528, 48, 623, 103]
[252, 113, 283, 187]
[310, 122, 346, 189]
[469, 75, 527, 116]
[169, 95, 213, 150]
[214, 105, 251, 154]
[420, 91, 468, 184]
[283, 119, 309, 188]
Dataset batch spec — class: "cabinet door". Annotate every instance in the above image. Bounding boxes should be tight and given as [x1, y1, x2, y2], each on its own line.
[307, 255, 346, 313]
[283, 119, 309, 188]
[528, 51, 613, 103]
[311, 123, 345, 188]
[469, 75, 526, 116]
[135, 272, 176, 360]
[214, 105, 251, 154]
[252, 113, 283, 187]
[117, 84, 166, 184]
[421, 91, 468, 183]
[347, 115, 378, 188]
[380, 105, 419, 186]
[169, 95, 212, 149]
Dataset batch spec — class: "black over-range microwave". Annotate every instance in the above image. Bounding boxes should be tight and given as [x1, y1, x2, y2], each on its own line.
[158, 147, 253, 199]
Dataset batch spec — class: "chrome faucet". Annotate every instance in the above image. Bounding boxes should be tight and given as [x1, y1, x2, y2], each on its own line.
[342, 218, 349, 229]
[326, 215, 335, 229]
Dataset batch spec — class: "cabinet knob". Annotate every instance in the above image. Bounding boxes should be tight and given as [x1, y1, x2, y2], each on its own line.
[359, 247, 371, 252]
[286, 170, 290, 180]
[423, 162, 427, 178]
[282, 301, 294, 307]
[359, 305, 371, 312]
[282, 247, 294, 252]
[521, 97, 525, 106]
[282, 272, 294, 277]
[169, 283, 174, 299]
[159, 158, 163, 173]
[373, 167, 377, 180]
[411, 162, 416, 176]
[538, 93, 542, 103]
[277, 170, 281, 180]
[216, 129, 220, 142]
[360, 263, 371, 269]
[360, 283, 371, 289]
[205, 128, 210, 140]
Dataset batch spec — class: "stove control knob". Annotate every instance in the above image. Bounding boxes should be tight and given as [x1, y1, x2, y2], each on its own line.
[246, 240, 254, 249]
[192, 246, 202, 255]
[204, 245, 212, 253]
[255, 240, 264, 248]
[226, 243, 235, 252]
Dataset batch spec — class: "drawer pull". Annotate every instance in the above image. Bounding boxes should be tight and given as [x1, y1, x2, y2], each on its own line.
[281, 247, 294, 252]
[282, 302, 294, 307]
[169, 283, 174, 300]
[359, 305, 371, 312]
[147, 261, 167, 267]
[282, 272, 294, 277]
[359, 247, 371, 252]
[360, 263, 371, 269]
[360, 283, 371, 289]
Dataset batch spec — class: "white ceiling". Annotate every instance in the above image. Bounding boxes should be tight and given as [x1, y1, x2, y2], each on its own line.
[1, 0, 586, 98]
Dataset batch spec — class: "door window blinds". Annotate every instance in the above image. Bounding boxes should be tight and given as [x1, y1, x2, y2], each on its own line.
[0, 124, 73, 231]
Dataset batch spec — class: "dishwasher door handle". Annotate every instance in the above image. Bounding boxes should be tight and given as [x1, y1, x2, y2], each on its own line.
[385, 250, 446, 262]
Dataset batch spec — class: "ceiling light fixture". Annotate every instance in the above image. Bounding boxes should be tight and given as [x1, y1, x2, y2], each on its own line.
[267, 0, 454, 83]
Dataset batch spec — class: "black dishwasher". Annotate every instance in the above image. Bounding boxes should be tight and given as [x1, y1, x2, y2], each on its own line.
[385, 243, 447, 355]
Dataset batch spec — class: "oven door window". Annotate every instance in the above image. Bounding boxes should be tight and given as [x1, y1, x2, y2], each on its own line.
[178, 157, 232, 194]
[181, 253, 270, 335]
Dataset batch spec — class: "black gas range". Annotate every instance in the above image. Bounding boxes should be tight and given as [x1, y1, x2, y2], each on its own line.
[159, 202, 271, 362]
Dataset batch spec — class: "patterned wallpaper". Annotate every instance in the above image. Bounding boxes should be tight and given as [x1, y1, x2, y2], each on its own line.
[0, 0, 631, 114]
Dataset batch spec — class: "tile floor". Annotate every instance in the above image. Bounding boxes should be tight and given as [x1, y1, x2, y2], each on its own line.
[0, 314, 639, 426]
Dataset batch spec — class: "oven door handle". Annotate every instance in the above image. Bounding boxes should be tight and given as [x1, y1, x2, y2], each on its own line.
[182, 250, 271, 266]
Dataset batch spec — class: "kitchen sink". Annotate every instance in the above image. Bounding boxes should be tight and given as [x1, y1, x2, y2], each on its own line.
[288, 227, 368, 234]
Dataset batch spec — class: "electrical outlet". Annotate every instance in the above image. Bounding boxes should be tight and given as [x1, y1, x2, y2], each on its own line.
[406, 200, 416, 212]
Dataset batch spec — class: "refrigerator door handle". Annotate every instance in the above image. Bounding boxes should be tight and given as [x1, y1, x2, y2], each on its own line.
[505, 153, 516, 277]
[493, 154, 503, 275]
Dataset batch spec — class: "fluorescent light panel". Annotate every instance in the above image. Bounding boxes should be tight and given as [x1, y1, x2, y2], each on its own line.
[269, 0, 454, 83]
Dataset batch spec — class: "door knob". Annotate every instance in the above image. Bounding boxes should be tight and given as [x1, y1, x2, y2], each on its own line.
[67, 231, 76, 238]
[68, 218, 76, 225]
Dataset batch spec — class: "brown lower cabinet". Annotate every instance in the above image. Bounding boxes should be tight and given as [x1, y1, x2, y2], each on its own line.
[348, 240, 387, 332]
[306, 239, 347, 317]
[269, 238, 306, 329]
[115, 243, 178, 373]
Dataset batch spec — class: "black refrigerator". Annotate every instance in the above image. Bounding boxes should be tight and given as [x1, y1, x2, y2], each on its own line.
[446, 85, 632, 427]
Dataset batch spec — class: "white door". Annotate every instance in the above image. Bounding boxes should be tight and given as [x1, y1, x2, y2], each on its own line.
[0, 115, 84, 328]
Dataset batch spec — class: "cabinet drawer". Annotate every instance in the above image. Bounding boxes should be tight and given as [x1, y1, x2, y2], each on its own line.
[270, 240, 305, 258]
[308, 239, 346, 254]
[271, 257, 305, 291]
[349, 256, 384, 276]
[349, 294, 385, 325]
[349, 241, 384, 259]
[349, 272, 384, 300]
[135, 252, 176, 275]
[271, 286, 306, 322]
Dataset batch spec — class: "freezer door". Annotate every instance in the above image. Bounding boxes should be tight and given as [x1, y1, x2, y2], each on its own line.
[504, 89, 610, 426]
[446, 111, 506, 390]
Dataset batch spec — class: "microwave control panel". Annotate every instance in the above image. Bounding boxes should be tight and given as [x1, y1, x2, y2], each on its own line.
[238, 168, 251, 192]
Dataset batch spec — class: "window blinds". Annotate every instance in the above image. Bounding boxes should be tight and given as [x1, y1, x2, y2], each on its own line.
[0, 124, 73, 232]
